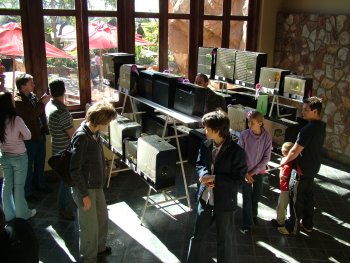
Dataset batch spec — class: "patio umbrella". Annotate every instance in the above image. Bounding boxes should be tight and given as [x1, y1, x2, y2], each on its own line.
[0, 22, 73, 93]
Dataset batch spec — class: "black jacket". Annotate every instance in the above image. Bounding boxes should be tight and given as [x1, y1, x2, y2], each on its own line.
[196, 137, 247, 211]
[70, 122, 106, 197]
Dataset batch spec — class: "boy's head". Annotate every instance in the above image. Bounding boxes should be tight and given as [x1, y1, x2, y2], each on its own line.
[195, 73, 209, 88]
[16, 73, 34, 93]
[49, 79, 66, 98]
[202, 110, 230, 139]
[302, 96, 323, 120]
[281, 142, 294, 157]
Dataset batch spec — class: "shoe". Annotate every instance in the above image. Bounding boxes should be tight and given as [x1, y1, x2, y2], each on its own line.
[300, 223, 313, 233]
[240, 227, 250, 235]
[253, 217, 259, 225]
[278, 226, 290, 235]
[28, 209, 37, 219]
[271, 219, 284, 227]
[98, 246, 112, 256]
[59, 209, 75, 221]
[26, 194, 40, 203]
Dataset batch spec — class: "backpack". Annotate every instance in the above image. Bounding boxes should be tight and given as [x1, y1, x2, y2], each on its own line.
[48, 146, 74, 187]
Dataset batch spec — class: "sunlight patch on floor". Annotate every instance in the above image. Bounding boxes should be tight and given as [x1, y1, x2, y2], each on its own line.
[108, 202, 181, 263]
[257, 241, 299, 263]
[46, 225, 77, 262]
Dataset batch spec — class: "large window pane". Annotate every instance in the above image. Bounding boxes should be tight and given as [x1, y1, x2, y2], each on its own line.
[168, 0, 190, 14]
[87, 0, 117, 11]
[203, 20, 222, 48]
[168, 19, 189, 77]
[87, 17, 118, 102]
[135, 18, 159, 70]
[0, 0, 19, 9]
[135, 0, 159, 13]
[0, 16, 25, 93]
[42, 0, 75, 9]
[204, 0, 223, 16]
[229, 20, 247, 50]
[231, 0, 249, 16]
[44, 16, 79, 105]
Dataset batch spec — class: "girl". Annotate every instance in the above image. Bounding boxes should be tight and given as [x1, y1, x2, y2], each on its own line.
[238, 110, 272, 234]
[0, 92, 35, 221]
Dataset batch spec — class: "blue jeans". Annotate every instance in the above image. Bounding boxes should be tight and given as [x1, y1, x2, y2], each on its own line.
[187, 199, 234, 263]
[242, 174, 264, 228]
[0, 153, 32, 221]
[57, 181, 73, 210]
[24, 134, 46, 197]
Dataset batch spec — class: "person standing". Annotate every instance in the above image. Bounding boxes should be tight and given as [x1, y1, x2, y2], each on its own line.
[14, 73, 51, 202]
[45, 79, 75, 220]
[70, 101, 116, 263]
[239, 110, 272, 234]
[278, 96, 326, 235]
[0, 92, 36, 221]
[187, 110, 247, 263]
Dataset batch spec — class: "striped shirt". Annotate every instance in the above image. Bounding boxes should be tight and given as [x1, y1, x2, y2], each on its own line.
[45, 99, 73, 155]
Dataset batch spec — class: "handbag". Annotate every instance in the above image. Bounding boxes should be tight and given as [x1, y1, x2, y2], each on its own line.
[48, 146, 74, 187]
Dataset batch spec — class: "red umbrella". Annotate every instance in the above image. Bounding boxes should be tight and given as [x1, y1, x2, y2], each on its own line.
[0, 22, 73, 58]
[0, 22, 73, 93]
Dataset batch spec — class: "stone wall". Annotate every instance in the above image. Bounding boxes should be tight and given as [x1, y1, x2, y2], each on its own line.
[274, 12, 350, 165]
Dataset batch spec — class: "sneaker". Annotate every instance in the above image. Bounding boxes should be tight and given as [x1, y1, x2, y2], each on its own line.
[271, 219, 284, 227]
[98, 246, 112, 256]
[300, 223, 313, 233]
[240, 227, 250, 235]
[59, 209, 75, 221]
[278, 226, 290, 235]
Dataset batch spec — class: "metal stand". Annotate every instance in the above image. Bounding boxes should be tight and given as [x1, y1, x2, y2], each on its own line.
[269, 94, 291, 118]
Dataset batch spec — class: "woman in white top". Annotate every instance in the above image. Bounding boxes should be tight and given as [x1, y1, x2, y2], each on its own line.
[0, 92, 35, 221]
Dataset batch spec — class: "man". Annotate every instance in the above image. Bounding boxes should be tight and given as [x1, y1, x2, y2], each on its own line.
[45, 79, 75, 220]
[187, 110, 247, 263]
[14, 73, 51, 202]
[195, 73, 227, 113]
[278, 96, 326, 235]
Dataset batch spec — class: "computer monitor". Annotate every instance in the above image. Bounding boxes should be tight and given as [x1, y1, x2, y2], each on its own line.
[197, 47, 217, 79]
[152, 72, 182, 108]
[215, 48, 237, 83]
[138, 70, 155, 100]
[259, 67, 290, 95]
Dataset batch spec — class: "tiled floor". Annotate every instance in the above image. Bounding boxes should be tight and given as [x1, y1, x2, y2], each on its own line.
[2, 153, 350, 263]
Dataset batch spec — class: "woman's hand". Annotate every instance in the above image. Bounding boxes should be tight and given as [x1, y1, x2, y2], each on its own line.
[199, 175, 215, 188]
[82, 196, 92, 211]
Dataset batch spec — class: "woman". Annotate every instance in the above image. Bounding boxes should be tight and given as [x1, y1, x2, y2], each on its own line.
[0, 92, 35, 221]
[70, 100, 116, 262]
[239, 110, 272, 234]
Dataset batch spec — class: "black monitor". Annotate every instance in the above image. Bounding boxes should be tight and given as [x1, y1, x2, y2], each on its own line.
[119, 64, 146, 95]
[173, 82, 207, 116]
[102, 53, 135, 88]
[152, 72, 182, 108]
[138, 70, 155, 100]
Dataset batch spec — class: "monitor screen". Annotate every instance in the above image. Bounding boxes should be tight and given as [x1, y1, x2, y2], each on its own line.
[215, 48, 236, 82]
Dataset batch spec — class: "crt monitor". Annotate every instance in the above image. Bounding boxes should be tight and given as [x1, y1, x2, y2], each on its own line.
[215, 48, 237, 83]
[152, 72, 181, 108]
[138, 70, 155, 100]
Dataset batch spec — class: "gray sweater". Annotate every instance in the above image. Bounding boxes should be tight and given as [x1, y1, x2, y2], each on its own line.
[70, 122, 106, 197]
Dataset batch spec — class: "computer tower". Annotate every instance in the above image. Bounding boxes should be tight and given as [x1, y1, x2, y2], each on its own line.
[263, 117, 300, 146]
[138, 70, 155, 100]
[227, 105, 247, 133]
[109, 117, 141, 160]
[215, 48, 237, 83]
[124, 139, 138, 165]
[102, 53, 135, 88]
[152, 72, 182, 108]
[173, 82, 207, 116]
[234, 51, 267, 87]
[137, 135, 177, 190]
[197, 47, 217, 79]
[259, 67, 290, 95]
[284, 75, 313, 100]
[119, 64, 146, 95]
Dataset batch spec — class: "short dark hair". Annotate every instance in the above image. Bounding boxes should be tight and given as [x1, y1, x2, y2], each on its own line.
[303, 96, 323, 115]
[197, 73, 209, 83]
[86, 101, 117, 127]
[15, 73, 33, 91]
[49, 79, 66, 98]
[202, 110, 230, 139]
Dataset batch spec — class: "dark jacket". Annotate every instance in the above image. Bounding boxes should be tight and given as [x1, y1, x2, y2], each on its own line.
[14, 92, 49, 140]
[196, 137, 247, 211]
[70, 122, 106, 197]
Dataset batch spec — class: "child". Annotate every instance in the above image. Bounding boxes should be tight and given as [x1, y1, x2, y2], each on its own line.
[271, 142, 294, 227]
[238, 110, 272, 234]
